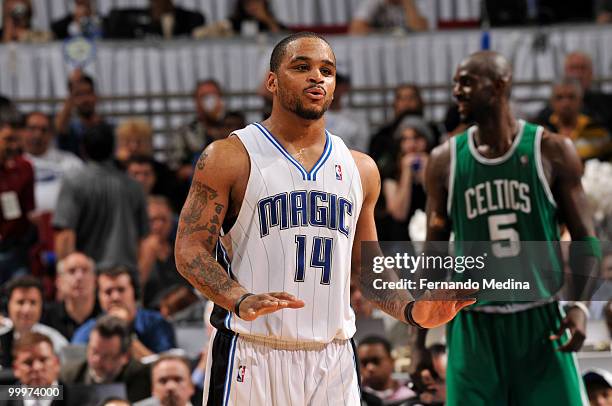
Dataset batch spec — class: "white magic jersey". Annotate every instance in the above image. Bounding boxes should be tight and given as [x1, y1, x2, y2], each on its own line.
[210, 122, 363, 343]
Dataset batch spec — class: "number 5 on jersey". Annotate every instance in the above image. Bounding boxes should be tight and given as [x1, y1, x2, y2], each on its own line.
[295, 235, 334, 285]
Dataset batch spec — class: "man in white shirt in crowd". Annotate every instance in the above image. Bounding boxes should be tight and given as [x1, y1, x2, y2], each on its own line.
[22, 111, 82, 213]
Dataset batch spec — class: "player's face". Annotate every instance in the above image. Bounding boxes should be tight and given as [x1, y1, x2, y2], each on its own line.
[274, 38, 336, 120]
[152, 360, 195, 406]
[13, 342, 60, 386]
[452, 64, 494, 120]
[358, 344, 394, 390]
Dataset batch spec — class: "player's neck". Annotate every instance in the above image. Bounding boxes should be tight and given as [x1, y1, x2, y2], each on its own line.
[262, 110, 327, 147]
[474, 106, 518, 151]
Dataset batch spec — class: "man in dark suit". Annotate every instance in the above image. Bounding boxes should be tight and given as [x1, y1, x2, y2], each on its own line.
[60, 315, 151, 403]
[0, 332, 65, 406]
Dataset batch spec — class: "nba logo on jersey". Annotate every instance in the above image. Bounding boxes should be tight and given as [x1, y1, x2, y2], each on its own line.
[236, 365, 246, 382]
[335, 164, 343, 180]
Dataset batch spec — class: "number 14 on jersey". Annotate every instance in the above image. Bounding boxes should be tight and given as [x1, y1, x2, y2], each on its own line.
[294, 235, 334, 285]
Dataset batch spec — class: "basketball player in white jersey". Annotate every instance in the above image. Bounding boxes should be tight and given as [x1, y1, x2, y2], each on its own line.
[175, 32, 474, 406]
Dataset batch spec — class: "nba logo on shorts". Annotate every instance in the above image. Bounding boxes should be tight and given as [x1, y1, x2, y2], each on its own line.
[236, 365, 246, 382]
[335, 164, 343, 180]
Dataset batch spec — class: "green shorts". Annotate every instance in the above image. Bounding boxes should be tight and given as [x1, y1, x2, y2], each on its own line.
[446, 302, 587, 406]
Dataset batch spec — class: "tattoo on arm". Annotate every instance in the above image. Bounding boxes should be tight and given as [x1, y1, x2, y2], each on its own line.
[176, 180, 244, 308]
[196, 151, 208, 171]
[182, 253, 236, 298]
[178, 181, 222, 240]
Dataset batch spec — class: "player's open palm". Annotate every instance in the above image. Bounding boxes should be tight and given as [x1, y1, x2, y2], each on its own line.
[411, 289, 476, 328]
[238, 292, 305, 321]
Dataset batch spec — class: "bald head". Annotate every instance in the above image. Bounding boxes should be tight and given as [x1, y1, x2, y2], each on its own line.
[459, 51, 512, 84]
[453, 51, 514, 121]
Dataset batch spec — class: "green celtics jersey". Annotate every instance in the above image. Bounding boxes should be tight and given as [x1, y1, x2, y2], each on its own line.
[448, 120, 563, 307]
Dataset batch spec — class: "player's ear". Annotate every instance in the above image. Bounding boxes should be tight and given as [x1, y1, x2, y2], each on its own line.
[265, 72, 277, 94]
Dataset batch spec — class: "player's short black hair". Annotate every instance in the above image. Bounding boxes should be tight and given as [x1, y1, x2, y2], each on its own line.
[269, 32, 333, 73]
[358, 335, 392, 356]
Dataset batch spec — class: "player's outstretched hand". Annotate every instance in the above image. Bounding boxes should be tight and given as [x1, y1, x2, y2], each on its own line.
[238, 292, 305, 321]
[411, 289, 477, 329]
[549, 306, 587, 352]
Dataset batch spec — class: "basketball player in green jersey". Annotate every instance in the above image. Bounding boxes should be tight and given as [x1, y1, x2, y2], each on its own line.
[425, 51, 600, 405]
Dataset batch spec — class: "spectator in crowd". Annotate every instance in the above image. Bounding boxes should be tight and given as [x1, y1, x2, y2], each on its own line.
[538, 78, 612, 161]
[221, 111, 247, 135]
[170, 79, 226, 175]
[228, 0, 285, 35]
[412, 344, 447, 405]
[126, 156, 157, 197]
[535, 52, 612, 133]
[55, 70, 109, 157]
[51, 0, 103, 40]
[583, 369, 612, 406]
[0, 276, 68, 369]
[380, 116, 431, 241]
[358, 336, 416, 404]
[61, 315, 151, 403]
[325, 73, 370, 152]
[115, 118, 182, 211]
[105, 0, 205, 39]
[350, 0, 428, 34]
[42, 252, 102, 340]
[72, 266, 176, 359]
[0, 98, 36, 284]
[140, 196, 194, 313]
[22, 111, 82, 214]
[369, 83, 427, 166]
[137, 354, 195, 406]
[53, 123, 149, 271]
[1, 0, 52, 43]
[11, 332, 62, 389]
